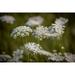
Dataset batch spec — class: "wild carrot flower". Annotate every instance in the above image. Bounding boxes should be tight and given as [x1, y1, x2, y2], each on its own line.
[48, 17, 68, 38]
[11, 26, 32, 39]
[0, 52, 11, 62]
[33, 26, 50, 40]
[24, 42, 51, 56]
[64, 53, 75, 62]
[48, 51, 64, 62]
[0, 15, 15, 24]
[26, 16, 44, 27]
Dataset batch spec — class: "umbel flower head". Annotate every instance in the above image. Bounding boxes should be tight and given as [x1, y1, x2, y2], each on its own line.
[48, 52, 64, 62]
[48, 17, 68, 38]
[64, 52, 75, 62]
[26, 16, 44, 27]
[11, 26, 32, 39]
[55, 17, 68, 25]
[0, 52, 11, 62]
[0, 15, 15, 24]
[24, 42, 51, 56]
[33, 17, 68, 40]
[24, 42, 43, 53]
[33, 26, 50, 40]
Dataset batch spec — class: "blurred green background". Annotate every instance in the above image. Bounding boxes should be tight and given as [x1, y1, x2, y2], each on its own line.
[0, 13, 75, 62]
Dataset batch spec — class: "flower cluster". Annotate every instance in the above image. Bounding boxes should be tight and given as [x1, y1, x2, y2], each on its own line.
[48, 50, 64, 62]
[24, 42, 43, 53]
[0, 15, 15, 24]
[0, 52, 11, 62]
[10, 49, 24, 62]
[48, 17, 68, 38]
[11, 26, 32, 39]
[33, 26, 50, 40]
[64, 53, 75, 62]
[33, 17, 68, 40]
[24, 42, 51, 56]
[26, 16, 44, 27]
[48, 49, 75, 62]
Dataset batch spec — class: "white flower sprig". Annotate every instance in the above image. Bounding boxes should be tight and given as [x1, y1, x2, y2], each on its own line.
[24, 42, 51, 56]
[0, 15, 15, 24]
[33, 26, 50, 40]
[64, 53, 75, 62]
[48, 52, 64, 62]
[48, 17, 68, 38]
[26, 16, 44, 27]
[11, 26, 32, 39]
[48, 50, 64, 62]
[25, 42, 43, 53]
[10, 49, 24, 62]
[33, 17, 68, 40]
[0, 52, 11, 62]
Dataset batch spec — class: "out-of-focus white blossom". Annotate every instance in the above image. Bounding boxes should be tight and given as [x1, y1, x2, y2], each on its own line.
[48, 17, 68, 38]
[33, 17, 68, 40]
[24, 42, 43, 53]
[26, 16, 44, 27]
[24, 42, 51, 56]
[48, 52, 64, 62]
[11, 26, 32, 39]
[33, 26, 50, 40]
[0, 52, 11, 62]
[55, 17, 68, 25]
[0, 15, 15, 24]
[64, 53, 75, 62]
[10, 49, 24, 62]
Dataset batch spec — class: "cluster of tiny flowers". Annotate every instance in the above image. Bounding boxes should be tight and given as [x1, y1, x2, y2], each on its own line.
[0, 15, 15, 24]
[0, 52, 11, 62]
[48, 49, 75, 62]
[33, 17, 68, 40]
[48, 50, 64, 62]
[24, 42, 51, 56]
[10, 49, 24, 62]
[33, 26, 50, 40]
[64, 53, 75, 62]
[11, 26, 32, 39]
[24, 42, 43, 53]
[48, 17, 68, 38]
[26, 16, 44, 27]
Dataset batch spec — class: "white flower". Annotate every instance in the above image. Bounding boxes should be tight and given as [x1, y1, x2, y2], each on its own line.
[48, 52, 64, 61]
[11, 26, 32, 39]
[33, 26, 50, 40]
[33, 17, 68, 40]
[55, 17, 68, 25]
[24, 42, 51, 56]
[10, 49, 24, 62]
[0, 15, 15, 24]
[48, 17, 68, 38]
[64, 53, 75, 62]
[0, 52, 11, 62]
[24, 42, 43, 53]
[26, 16, 44, 27]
